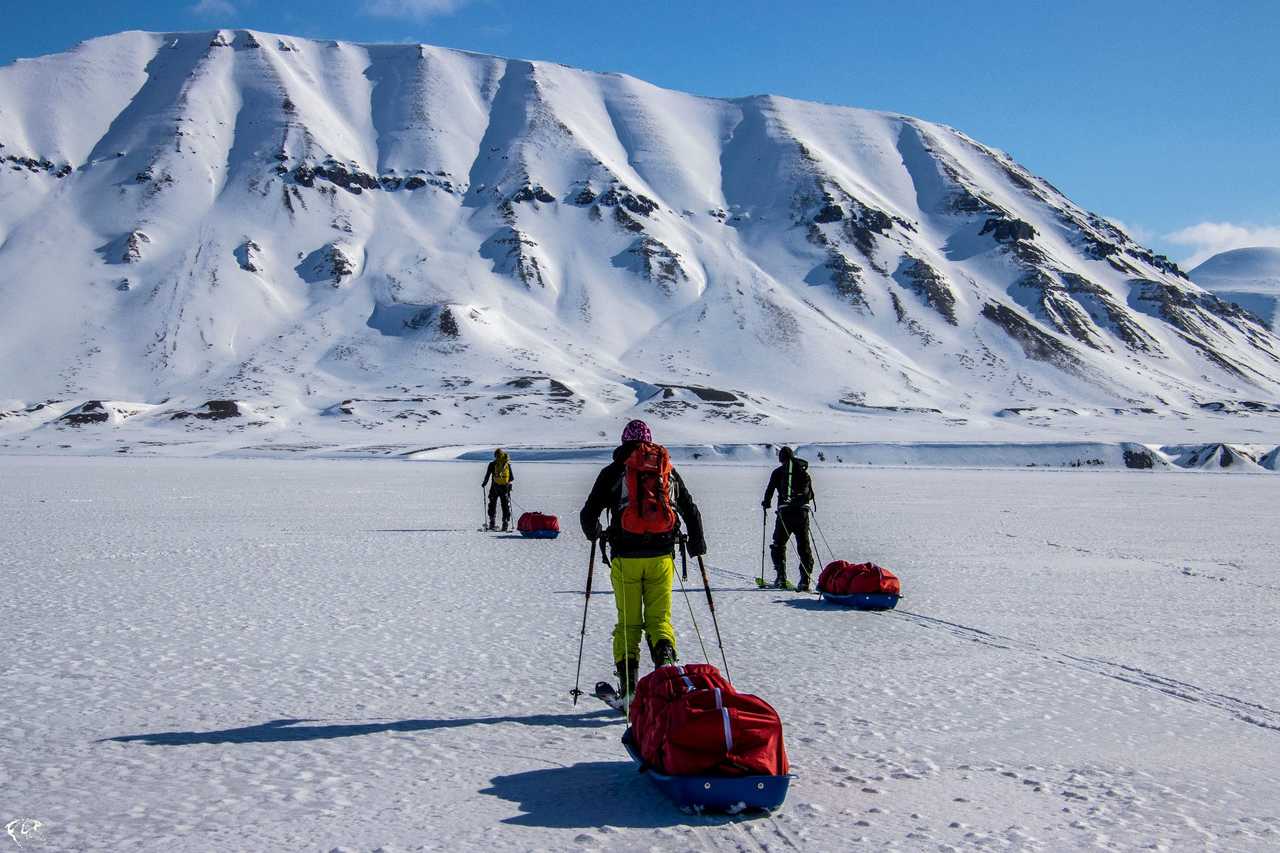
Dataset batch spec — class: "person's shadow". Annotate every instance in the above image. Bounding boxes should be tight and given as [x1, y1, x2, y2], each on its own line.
[104, 710, 620, 746]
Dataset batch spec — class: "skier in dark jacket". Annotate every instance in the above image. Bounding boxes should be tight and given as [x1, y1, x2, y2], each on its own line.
[481, 448, 515, 531]
[762, 446, 816, 591]
[580, 419, 706, 701]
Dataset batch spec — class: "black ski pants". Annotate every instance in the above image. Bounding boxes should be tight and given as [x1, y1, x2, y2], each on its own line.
[488, 484, 512, 527]
[770, 505, 815, 583]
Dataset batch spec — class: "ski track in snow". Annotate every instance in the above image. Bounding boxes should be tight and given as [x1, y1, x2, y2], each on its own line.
[2, 457, 1279, 851]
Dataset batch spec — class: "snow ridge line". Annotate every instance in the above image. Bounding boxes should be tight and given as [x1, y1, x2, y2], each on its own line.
[896, 610, 1280, 734]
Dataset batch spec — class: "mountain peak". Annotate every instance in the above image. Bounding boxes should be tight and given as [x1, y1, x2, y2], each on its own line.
[1, 30, 1277, 447]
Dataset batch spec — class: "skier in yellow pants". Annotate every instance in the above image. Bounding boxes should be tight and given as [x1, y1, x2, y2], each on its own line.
[610, 554, 677, 666]
[580, 420, 706, 701]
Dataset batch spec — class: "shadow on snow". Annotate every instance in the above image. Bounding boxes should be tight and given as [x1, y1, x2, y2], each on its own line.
[104, 709, 621, 746]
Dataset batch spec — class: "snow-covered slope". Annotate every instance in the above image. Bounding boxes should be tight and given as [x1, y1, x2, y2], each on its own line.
[2, 30, 1279, 451]
[1191, 247, 1280, 332]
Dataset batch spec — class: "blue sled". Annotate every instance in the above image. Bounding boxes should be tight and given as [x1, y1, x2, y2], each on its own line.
[819, 591, 900, 610]
[519, 530, 560, 539]
[621, 729, 791, 813]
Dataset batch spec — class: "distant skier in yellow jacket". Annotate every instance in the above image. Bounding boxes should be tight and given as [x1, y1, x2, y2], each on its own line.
[481, 448, 515, 531]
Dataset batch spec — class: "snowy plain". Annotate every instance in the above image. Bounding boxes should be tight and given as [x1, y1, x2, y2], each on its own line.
[3, 456, 1279, 852]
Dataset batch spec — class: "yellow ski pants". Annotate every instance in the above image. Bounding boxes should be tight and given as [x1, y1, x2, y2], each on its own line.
[610, 554, 677, 664]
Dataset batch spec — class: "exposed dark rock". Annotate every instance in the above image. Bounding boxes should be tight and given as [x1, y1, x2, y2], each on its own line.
[114, 230, 151, 264]
[404, 176, 427, 190]
[292, 164, 315, 187]
[437, 306, 460, 338]
[895, 257, 957, 325]
[295, 243, 355, 286]
[58, 401, 109, 425]
[4, 152, 70, 178]
[511, 184, 556, 204]
[614, 237, 687, 291]
[1130, 248, 1186, 278]
[981, 302, 1084, 372]
[980, 216, 1037, 243]
[1083, 236, 1119, 259]
[210, 34, 231, 47]
[480, 228, 547, 288]
[1197, 400, 1280, 414]
[312, 163, 379, 193]
[861, 208, 893, 233]
[655, 385, 739, 403]
[282, 97, 296, 114]
[1122, 447, 1156, 469]
[1013, 269, 1104, 350]
[235, 240, 262, 273]
[837, 400, 942, 414]
[613, 206, 644, 233]
[809, 251, 867, 309]
[813, 203, 844, 224]
[598, 186, 657, 216]
[1058, 271, 1160, 353]
[171, 400, 243, 421]
[115, 279, 131, 292]
[572, 186, 597, 205]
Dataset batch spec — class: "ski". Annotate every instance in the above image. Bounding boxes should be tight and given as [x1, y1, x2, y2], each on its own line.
[592, 681, 629, 714]
[755, 577, 796, 591]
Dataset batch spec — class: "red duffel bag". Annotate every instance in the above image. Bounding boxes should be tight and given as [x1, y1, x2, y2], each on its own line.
[629, 664, 788, 777]
[630, 664, 731, 768]
[516, 512, 560, 534]
[818, 560, 901, 596]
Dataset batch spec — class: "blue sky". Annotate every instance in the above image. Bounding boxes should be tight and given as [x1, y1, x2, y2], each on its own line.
[2, 0, 1277, 266]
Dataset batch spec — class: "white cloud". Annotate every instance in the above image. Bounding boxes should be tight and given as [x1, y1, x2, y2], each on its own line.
[361, 0, 470, 19]
[190, 0, 238, 16]
[1164, 221, 1280, 269]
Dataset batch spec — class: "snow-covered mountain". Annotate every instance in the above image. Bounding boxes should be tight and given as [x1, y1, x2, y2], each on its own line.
[1, 30, 1278, 450]
[1191, 247, 1280, 333]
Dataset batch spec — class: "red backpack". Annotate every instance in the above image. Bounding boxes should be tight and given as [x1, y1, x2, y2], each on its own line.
[619, 442, 677, 535]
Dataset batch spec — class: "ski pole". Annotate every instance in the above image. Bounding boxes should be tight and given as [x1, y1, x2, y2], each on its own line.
[812, 507, 836, 565]
[677, 536, 710, 665]
[480, 485, 487, 530]
[759, 507, 768, 587]
[570, 536, 598, 705]
[681, 532, 689, 582]
[695, 555, 731, 684]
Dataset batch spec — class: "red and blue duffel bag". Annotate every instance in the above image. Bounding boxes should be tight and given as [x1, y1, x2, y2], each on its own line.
[816, 560, 901, 609]
[516, 512, 560, 539]
[629, 664, 788, 777]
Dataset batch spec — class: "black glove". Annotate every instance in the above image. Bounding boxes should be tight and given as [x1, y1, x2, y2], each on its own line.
[687, 535, 707, 558]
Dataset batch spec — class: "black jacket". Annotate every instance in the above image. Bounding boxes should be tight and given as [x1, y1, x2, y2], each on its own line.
[763, 457, 814, 509]
[579, 442, 706, 558]
[481, 459, 514, 488]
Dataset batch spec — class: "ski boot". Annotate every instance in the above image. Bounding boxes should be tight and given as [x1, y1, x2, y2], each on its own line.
[615, 658, 638, 703]
[772, 574, 792, 590]
[795, 572, 813, 593]
[650, 639, 677, 667]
